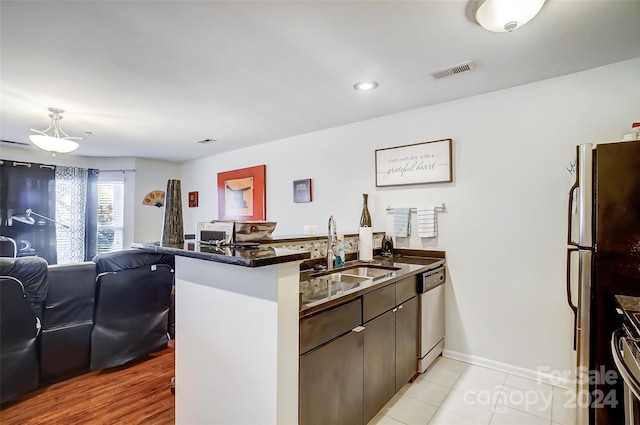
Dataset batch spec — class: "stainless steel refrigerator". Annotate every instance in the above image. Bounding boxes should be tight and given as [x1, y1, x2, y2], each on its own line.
[567, 141, 640, 425]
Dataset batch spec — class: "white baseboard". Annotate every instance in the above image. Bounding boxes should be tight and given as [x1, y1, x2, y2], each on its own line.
[442, 349, 573, 389]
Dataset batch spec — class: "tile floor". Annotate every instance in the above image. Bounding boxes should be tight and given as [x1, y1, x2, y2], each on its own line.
[368, 357, 577, 425]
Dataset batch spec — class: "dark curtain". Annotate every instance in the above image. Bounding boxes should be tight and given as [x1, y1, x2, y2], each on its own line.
[84, 168, 99, 261]
[0, 160, 57, 264]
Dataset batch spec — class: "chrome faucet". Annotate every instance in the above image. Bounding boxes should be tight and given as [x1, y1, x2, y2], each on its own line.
[327, 215, 337, 269]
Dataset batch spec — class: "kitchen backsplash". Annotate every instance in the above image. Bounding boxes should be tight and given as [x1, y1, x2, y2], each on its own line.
[261, 232, 384, 259]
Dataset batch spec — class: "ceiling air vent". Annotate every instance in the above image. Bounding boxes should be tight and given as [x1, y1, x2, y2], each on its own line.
[430, 61, 476, 80]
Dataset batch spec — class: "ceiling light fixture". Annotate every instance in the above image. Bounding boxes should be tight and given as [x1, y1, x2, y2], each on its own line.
[354, 81, 379, 91]
[475, 0, 545, 32]
[29, 108, 82, 155]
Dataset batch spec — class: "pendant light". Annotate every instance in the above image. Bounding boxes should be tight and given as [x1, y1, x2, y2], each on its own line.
[475, 0, 546, 32]
[29, 108, 82, 155]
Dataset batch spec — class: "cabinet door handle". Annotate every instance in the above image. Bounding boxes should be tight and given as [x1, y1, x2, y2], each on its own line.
[352, 326, 366, 333]
[393, 308, 398, 313]
[398, 305, 404, 310]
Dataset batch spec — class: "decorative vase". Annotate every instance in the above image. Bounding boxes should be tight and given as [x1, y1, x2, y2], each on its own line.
[161, 179, 184, 245]
[360, 193, 372, 227]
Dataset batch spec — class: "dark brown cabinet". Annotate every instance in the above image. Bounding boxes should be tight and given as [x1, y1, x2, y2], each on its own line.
[300, 274, 419, 425]
[395, 295, 419, 390]
[363, 309, 395, 423]
[362, 276, 419, 424]
[299, 330, 364, 425]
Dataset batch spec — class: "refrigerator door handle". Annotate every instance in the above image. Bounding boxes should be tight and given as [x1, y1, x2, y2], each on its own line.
[567, 180, 579, 246]
[566, 247, 578, 350]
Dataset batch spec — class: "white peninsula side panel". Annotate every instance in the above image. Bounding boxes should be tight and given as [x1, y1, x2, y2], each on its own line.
[174, 255, 301, 425]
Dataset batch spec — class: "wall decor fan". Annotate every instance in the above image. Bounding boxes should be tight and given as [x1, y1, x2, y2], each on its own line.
[142, 190, 165, 207]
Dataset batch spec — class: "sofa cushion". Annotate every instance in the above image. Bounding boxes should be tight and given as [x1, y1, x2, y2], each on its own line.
[40, 261, 96, 381]
[43, 262, 95, 329]
[94, 249, 174, 274]
[91, 251, 174, 370]
[0, 257, 49, 319]
[40, 323, 93, 382]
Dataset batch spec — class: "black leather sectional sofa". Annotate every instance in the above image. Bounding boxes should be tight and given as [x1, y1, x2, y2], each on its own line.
[0, 250, 175, 405]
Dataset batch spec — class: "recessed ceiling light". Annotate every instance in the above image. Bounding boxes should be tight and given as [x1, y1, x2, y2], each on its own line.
[196, 138, 217, 144]
[353, 81, 379, 91]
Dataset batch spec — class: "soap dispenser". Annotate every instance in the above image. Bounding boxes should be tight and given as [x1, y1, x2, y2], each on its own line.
[335, 235, 345, 268]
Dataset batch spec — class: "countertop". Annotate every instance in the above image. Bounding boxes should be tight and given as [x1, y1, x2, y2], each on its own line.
[299, 253, 445, 317]
[614, 295, 640, 387]
[616, 295, 640, 336]
[132, 241, 310, 267]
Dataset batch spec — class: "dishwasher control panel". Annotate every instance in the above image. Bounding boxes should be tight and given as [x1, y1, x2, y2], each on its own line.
[419, 267, 446, 293]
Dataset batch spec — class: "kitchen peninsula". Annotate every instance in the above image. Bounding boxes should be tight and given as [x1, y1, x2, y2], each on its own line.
[134, 241, 310, 424]
[134, 239, 445, 425]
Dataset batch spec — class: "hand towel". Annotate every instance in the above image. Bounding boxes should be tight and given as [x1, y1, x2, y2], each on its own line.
[417, 206, 437, 238]
[393, 208, 411, 237]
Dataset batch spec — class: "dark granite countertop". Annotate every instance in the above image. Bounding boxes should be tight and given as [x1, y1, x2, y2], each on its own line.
[299, 252, 445, 317]
[132, 241, 310, 268]
[615, 295, 640, 382]
[616, 295, 640, 336]
[617, 295, 640, 314]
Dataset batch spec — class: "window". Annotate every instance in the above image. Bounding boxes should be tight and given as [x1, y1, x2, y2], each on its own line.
[97, 181, 124, 254]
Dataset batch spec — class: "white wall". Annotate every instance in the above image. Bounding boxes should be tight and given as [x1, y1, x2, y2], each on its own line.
[132, 158, 182, 244]
[181, 58, 640, 376]
[0, 147, 181, 250]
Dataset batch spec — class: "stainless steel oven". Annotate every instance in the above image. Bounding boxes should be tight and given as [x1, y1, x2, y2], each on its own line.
[418, 266, 445, 372]
[611, 328, 640, 425]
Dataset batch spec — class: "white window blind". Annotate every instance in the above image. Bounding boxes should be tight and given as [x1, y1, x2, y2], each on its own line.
[97, 181, 124, 254]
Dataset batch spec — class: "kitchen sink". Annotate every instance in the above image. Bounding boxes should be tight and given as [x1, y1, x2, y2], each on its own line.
[300, 265, 400, 306]
[319, 273, 371, 284]
[338, 266, 399, 280]
[301, 275, 370, 305]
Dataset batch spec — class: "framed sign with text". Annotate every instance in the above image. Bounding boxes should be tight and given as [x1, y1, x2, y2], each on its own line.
[375, 138, 453, 187]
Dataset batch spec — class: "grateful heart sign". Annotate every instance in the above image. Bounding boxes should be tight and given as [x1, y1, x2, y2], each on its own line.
[375, 139, 452, 187]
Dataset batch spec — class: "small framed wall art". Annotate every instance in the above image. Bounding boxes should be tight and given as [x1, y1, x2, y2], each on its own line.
[375, 138, 453, 187]
[293, 178, 312, 203]
[188, 191, 199, 208]
[217, 165, 266, 220]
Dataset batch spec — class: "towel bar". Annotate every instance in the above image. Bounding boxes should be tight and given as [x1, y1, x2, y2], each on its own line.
[385, 203, 446, 213]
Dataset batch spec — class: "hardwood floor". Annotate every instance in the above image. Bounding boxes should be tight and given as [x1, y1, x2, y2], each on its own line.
[0, 348, 175, 425]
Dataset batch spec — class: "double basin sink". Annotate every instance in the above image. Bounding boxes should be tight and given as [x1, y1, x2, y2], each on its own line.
[300, 264, 400, 307]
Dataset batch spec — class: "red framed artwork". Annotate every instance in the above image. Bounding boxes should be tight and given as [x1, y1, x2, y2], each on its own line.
[188, 191, 199, 208]
[217, 165, 266, 220]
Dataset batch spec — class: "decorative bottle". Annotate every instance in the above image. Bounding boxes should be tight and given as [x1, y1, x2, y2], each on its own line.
[360, 193, 372, 227]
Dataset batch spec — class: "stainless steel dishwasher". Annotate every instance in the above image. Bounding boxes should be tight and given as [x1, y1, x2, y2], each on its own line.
[419, 266, 445, 372]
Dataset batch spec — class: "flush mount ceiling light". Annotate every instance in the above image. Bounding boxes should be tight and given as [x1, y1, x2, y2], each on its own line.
[29, 107, 82, 155]
[475, 0, 545, 32]
[353, 81, 379, 91]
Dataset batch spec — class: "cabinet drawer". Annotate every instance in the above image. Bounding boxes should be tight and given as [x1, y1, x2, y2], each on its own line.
[300, 299, 362, 354]
[396, 275, 417, 305]
[363, 284, 395, 323]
